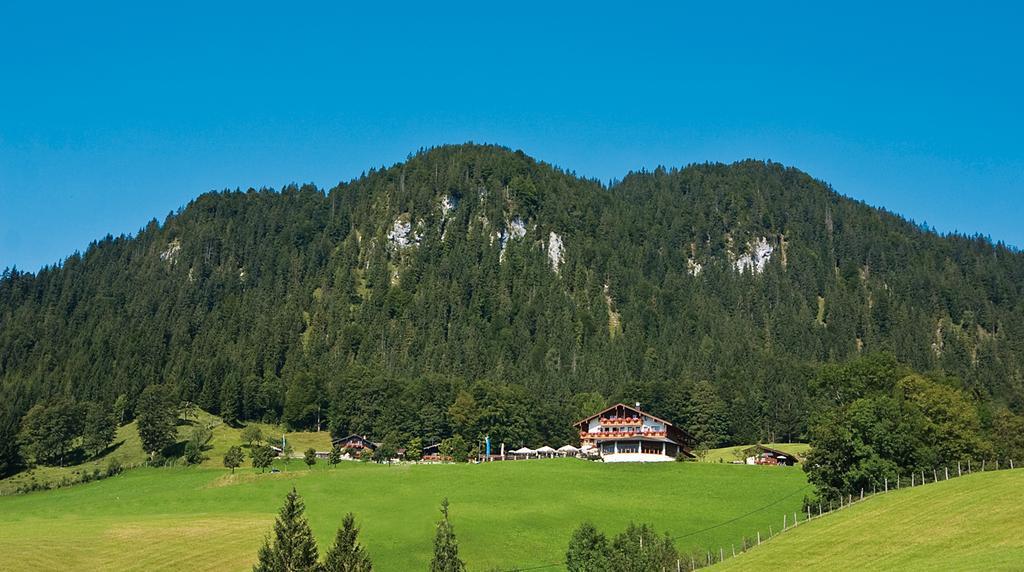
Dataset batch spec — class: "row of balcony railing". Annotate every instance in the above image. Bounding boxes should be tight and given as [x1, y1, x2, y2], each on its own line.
[580, 430, 667, 439]
[599, 417, 643, 426]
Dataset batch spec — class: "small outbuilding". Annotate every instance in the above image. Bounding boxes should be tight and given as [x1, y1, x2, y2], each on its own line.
[743, 445, 800, 466]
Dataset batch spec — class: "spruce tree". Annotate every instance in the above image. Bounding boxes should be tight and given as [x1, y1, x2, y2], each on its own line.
[253, 487, 319, 572]
[322, 513, 372, 572]
[429, 498, 466, 572]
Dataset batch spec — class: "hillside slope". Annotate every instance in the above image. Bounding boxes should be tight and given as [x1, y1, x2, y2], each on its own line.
[3, 143, 1024, 473]
[716, 469, 1024, 570]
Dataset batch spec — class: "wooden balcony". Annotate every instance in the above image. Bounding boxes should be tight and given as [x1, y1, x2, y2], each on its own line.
[599, 417, 643, 427]
[580, 430, 667, 440]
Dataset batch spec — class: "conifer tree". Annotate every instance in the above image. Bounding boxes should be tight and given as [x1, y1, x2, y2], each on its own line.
[322, 513, 372, 572]
[304, 447, 317, 469]
[430, 498, 466, 572]
[253, 487, 319, 572]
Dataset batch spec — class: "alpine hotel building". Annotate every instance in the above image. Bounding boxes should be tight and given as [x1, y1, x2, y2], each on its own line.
[575, 403, 695, 462]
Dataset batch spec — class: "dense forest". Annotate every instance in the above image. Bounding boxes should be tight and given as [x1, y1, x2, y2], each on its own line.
[2, 143, 1023, 476]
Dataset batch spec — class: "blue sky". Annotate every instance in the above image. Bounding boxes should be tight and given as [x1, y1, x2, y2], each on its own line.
[2, 1, 1022, 271]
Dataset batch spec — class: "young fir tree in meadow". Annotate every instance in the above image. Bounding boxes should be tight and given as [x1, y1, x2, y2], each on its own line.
[253, 488, 319, 572]
[565, 522, 610, 572]
[328, 446, 341, 468]
[304, 448, 317, 469]
[322, 513, 373, 572]
[430, 498, 466, 572]
[223, 445, 244, 473]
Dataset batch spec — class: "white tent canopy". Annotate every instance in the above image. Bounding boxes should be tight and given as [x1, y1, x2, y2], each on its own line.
[536, 446, 557, 454]
[512, 447, 536, 455]
[557, 445, 579, 453]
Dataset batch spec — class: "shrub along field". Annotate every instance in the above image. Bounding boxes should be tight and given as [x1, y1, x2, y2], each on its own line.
[0, 459, 808, 570]
[0, 411, 331, 495]
[715, 469, 1024, 571]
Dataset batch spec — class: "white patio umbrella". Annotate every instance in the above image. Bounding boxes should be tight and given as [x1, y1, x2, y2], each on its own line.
[557, 444, 579, 457]
[512, 447, 536, 455]
[536, 445, 557, 457]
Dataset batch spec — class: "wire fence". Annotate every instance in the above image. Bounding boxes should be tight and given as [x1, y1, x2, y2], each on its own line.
[504, 457, 1019, 571]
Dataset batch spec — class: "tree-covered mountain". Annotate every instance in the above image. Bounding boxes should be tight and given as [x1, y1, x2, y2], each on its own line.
[2, 143, 1023, 474]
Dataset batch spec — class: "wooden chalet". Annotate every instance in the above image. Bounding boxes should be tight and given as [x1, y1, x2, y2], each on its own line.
[331, 434, 377, 452]
[574, 403, 694, 462]
[743, 445, 799, 466]
[421, 443, 442, 462]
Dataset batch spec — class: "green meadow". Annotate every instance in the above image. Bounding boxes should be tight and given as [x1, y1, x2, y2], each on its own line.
[0, 459, 808, 571]
[716, 469, 1024, 571]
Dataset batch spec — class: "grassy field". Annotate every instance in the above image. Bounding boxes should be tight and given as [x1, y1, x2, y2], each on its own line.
[0, 412, 332, 495]
[716, 469, 1024, 571]
[0, 458, 808, 570]
[702, 443, 811, 464]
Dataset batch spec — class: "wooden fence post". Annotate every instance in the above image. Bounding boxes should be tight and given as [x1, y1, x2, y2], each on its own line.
[911, 473, 915, 486]
[958, 461, 962, 477]
[720, 548, 724, 562]
[757, 531, 761, 545]
[861, 488, 864, 500]
[784, 513, 787, 530]
[945, 467, 949, 480]
[884, 477, 888, 492]
[934, 469, 938, 482]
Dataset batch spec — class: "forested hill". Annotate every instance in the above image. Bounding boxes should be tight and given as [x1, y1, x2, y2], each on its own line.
[2, 143, 1023, 471]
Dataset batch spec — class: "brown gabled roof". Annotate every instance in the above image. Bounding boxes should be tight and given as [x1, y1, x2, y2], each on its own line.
[573, 402, 675, 429]
[742, 444, 801, 463]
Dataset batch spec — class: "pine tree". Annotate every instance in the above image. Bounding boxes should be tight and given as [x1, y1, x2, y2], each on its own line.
[253, 487, 319, 572]
[322, 513, 373, 572]
[430, 498, 466, 572]
[304, 448, 317, 469]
